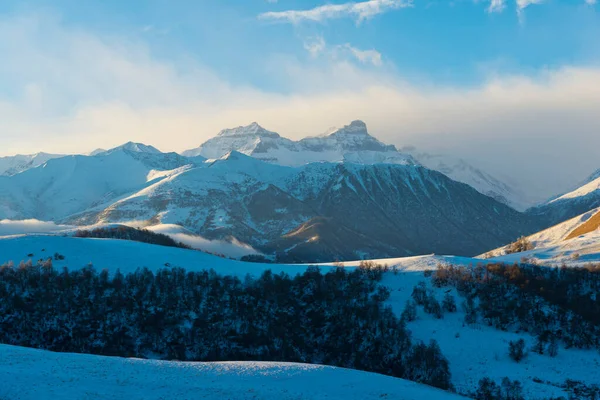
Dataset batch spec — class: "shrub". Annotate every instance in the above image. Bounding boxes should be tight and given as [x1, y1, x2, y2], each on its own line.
[508, 339, 526, 363]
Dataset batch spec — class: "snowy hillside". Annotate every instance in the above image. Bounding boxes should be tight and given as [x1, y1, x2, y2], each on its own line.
[528, 172, 600, 227]
[0, 145, 198, 221]
[1, 234, 599, 398]
[0, 234, 474, 278]
[481, 207, 600, 266]
[0, 152, 64, 176]
[0, 344, 466, 400]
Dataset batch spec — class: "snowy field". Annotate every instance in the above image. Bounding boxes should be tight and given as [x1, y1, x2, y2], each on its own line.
[0, 234, 478, 277]
[0, 344, 466, 400]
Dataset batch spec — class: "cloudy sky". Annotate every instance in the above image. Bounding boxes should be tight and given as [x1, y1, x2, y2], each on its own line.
[0, 0, 599, 200]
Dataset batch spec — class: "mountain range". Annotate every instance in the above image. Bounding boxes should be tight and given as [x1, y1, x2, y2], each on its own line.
[0, 121, 543, 262]
[182, 121, 530, 210]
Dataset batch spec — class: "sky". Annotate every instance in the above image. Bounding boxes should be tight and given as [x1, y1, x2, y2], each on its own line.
[0, 0, 599, 200]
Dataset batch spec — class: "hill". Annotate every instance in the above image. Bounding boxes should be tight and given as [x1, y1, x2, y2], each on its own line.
[482, 207, 600, 266]
[0, 344, 466, 400]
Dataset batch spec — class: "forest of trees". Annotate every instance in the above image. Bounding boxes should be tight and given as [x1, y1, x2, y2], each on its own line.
[74, 226, 190, 249]
[0, 260, 452, 390]
[432, 262, 600, 351]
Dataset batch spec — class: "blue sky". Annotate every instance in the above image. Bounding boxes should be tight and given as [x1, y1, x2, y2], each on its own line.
[3, 0, 598, 88]
[0, 0, 599, 197]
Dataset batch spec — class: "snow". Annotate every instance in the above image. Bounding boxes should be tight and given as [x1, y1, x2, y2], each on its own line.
[405, 149, 530, 210]
[0, 344, 466, 400]
[488, 230, 600, 266]
[182, 121, 416, 168]
[481, 207, 600, 266]
[0, 152, 64, 176]
[0, 235, 475, 277]
[549, 175, 600, 204]
[0, 234, 599, 397]
[381, 272, 600, 399]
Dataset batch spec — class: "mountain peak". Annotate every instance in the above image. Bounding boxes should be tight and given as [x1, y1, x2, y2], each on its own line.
[217, 122, 280, 139]
[103, 142, 162, 155]
[328, 120, 369, 136]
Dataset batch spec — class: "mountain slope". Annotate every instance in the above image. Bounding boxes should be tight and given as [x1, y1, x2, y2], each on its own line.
[527, 172, 600, 227]
[0, 145, 199, 221]
[405, 149, 529, 210]
[481, 207, 600, 266]
[0, 152, 64, 176]
[60, 152, 538, 261]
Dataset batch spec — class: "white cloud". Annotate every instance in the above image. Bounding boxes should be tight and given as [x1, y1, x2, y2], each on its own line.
[0, 219, 74, 236]
[303, 36, 382, 66]
[487, 0, 506, 13]
[585, 0, 597, 5]
[516, 0, 544, 22]
[1, 12, 600, 202]
[259, 0, 413, 24]
[304, 36, 327, 57]
[343, 44, 382, 66]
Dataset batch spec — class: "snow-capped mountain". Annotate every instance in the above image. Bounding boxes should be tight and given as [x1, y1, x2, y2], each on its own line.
[94, 141, 163, 156]
[182, 120, 415, 166]
[527, 170, 600, 227]
[0, 143, 198, 221]
[0, 152, 64, 176]
[12, 150, 534, 262]
[403, 149, 528, 211]
[183, 121, 529, 210]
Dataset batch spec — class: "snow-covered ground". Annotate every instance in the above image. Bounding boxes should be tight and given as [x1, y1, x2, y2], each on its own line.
[1, 234, 600, 398]
[482, 207, 600, 266]
[0, 234, 477, 277]
[0, 344, 466, 400]
[380, 272, 600, 399]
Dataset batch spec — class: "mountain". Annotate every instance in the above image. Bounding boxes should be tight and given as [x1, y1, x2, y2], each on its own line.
[527, 170, 600, 227]
[41, 151, 538, 262]
[404, 148, 529, 211]
[0, 143, 198, 221]
[183, 121, 529, 210]
[182, 120, 416, 166]
[95, 141, 163, 156]
[0, 152, 64, 176]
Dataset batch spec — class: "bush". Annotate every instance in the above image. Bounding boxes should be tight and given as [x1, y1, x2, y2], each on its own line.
[442, 293, 457, 313]
[508, 339, 526, 363]
[475, 377, 501, 400]
[505, 237, 534, 254]
[401, 300, 417, 322]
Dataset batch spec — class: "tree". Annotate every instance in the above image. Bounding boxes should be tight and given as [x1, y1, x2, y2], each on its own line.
[442, 293, 457, 313]
[548, 336, 559, 358]
[508, 339, 526, 363]
[424, 295, 443, 319]
[475, 377, 501, 400]
[401, 300, 417, 322]
[501, 377, 524, 400]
